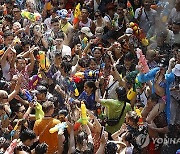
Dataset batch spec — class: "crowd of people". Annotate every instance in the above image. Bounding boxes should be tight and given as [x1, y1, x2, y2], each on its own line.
[0, 0, 180, 153]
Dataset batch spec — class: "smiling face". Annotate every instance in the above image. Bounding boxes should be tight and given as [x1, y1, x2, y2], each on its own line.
[143, 0, 152, 10]
[84, 82, 93, 94]
[33, 25, 41, 35]
[81, 8, 89, 20]
[89, 59, 97, 70]
[4, 35, 14, 47]
[16, 58, 26, 70]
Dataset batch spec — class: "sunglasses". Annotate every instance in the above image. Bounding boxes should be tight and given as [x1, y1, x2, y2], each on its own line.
[95, 14, 101, 18]
[1, 95, 8, 100]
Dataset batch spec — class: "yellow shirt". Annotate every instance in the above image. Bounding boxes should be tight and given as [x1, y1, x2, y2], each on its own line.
[60, 21, 72, 34]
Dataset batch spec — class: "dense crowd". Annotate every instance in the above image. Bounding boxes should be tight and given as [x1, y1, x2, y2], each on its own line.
[0, 0, 180, 153]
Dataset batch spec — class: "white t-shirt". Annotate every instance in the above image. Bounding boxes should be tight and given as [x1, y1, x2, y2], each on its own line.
[47, 44, 71, 62]
[135, 8, 157, 34]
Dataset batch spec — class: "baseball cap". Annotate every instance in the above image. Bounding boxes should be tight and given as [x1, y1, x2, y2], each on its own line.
[125, 28, 133, 36]
[172, 64, 180, 77]
[57, 9, 68, 19]
[81, 27, 93, 38]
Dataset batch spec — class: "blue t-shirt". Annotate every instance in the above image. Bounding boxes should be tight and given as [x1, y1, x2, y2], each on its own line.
[78, 91, 96, 110]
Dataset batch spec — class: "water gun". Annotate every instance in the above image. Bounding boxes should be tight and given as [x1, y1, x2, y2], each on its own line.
[135, 107, 143, 125]
[136, 48, 149, 73]
[81, 37, 88, 49]
[29, 74, 42, 90]
[64, 77, 79, 96]
[37, 51, 50, 71]
[21, 10, 41, 22]
[45, 1, 53, 10]
[127, 1, 134, 19]
[10, 119, 27, 138]
[35, 102, 44, 120]
[129, 22, 149, 46]
[73, 70, 99, 83]
[134, 77, 143, 91]
[176, 149, 180, 154]
[49, 122, 68, 135]
[74, 102, 89, 130]
[0, 50, 4, 56]
[78, 102, 89, 125]
[112, 14, 118, 27]
[159, 2, 170, 23]
[23, 90, 33, 102]
[13, 36, 21, 44]
[73, 3, 81, 25]
[4, 139, 20, 154]
[127, 88, 136, 100]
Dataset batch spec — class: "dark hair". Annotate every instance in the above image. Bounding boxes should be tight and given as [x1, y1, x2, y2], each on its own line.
[93, 46, 103, 54]
[52, 7, 58, 13]
[51, 18, 59, 24]
[21, 39, 31, 46]
[117, 3, 126, 9]
[54, 31, 65, 40]
[81, 6, 90, 12]
[12, 103, 22, 112]
[3, 31, 13, 39]
[126, 111, 139, 123]
[84, 81, 96, 92]
[35, 143, 48, 154]
[36, 85, 47, 94]
[115, 87, 127, 101]
[42, 101, 54, 114]
[94, 10, 101, 15]
[58, 109, 68, 117]
[61, 61, 72, 74]
[37, 80, 48, 89]
[76, 131, 88, 145]
[4, 15, 13, 23]
[19, 129, 36, 142]
[15, 56, 25, 63]
[78, 58, 89, 68]
[105, 142, 118, 154]
[88, 57, 97, 66]
[124, 52, 134, 61]
[54, 51, 62, 57]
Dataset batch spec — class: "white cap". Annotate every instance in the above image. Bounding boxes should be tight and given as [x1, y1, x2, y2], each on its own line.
[81, 27, 93, 38]
[125, 28, 133, 36]
[172, 64, 180, 76]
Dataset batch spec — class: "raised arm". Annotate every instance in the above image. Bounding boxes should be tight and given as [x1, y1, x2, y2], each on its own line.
[8, 74, 22, 102]
[96, 132, 108, 154]
[107, 51, 126, 87]
[83, 124, 93, 144]
[0, 42, 15, 67]
[87, 110, 101, 133]
[67, 121, 75, 154]
[27, 46, 37, 72]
